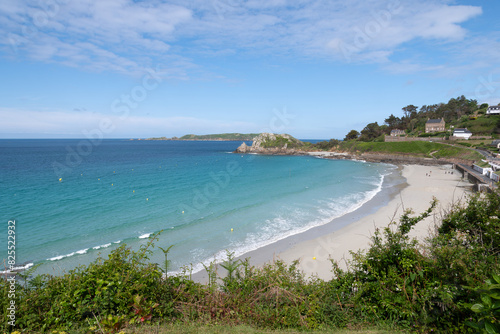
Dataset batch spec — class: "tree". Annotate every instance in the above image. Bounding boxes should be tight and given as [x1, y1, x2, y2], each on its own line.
[359, 122, 382, 141]
[402, 105, 418, 118]
[384, 114, 400, 129]
[344, 129, 360, 141]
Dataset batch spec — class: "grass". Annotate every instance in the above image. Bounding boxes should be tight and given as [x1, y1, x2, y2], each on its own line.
[454, 115, 500, 134]
[338, 141, 483, 161]
[105, 323, 406, 334]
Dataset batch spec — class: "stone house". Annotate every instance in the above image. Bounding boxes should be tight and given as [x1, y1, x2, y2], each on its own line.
[390, 129, 405, 136]
[425, 118, 445, 133]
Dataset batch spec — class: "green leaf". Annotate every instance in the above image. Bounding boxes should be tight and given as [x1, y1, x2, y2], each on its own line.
[482, 294, 493, 307]
[484, 322, 498, 334]
[492, 274, 500, 284]
[471, 303, 485, 313]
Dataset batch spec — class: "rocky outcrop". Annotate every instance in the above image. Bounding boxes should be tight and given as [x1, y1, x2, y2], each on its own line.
[235, 133, 305, 155]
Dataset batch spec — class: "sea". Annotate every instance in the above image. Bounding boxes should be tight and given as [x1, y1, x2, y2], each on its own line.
[0, 139, 397, 276]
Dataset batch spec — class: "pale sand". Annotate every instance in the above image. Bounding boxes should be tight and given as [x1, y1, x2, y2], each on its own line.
[275, 164, 472, 280]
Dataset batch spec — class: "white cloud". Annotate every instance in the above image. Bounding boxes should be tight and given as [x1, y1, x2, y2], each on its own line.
[0, 0, 488, 77]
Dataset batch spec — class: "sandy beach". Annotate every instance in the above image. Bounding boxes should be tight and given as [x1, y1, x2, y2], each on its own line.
[276, 164, 471, 280]
[192, 163, 472, 283]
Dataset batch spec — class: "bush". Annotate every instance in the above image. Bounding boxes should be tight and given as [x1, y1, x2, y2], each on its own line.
[3, 192, 500, 333]
[0, 234, 178, 332]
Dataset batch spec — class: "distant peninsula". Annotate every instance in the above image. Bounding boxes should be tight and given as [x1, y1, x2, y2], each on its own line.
[144, 133, 260, 141]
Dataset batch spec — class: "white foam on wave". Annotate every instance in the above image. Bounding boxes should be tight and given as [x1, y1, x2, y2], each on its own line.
[184, 172, 388, 276]
[139, 233, 151, 239]
[1, 262, 35, 273]
[93, 243, 112, 250]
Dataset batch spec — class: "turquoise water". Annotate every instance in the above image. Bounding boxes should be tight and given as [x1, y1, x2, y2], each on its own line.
[0, 140, 393, 275]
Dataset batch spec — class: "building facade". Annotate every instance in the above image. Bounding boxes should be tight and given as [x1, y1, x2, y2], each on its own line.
[425, 118, 445, 133]
[487, 105, 500, 115]
[453, 128, 472, 139]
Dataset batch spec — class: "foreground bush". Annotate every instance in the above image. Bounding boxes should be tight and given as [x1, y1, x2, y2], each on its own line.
[1, 192, 499, 333]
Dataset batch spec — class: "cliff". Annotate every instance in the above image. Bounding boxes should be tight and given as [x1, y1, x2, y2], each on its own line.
[235, 133, 305, 155]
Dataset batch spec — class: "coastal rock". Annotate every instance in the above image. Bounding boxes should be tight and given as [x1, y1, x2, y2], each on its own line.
[234, 133, 305, 155]
[236, 142, 249, 153]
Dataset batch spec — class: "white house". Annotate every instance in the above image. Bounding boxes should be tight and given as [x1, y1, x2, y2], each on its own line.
[487, 105, 500, 115]
[474, 160, 500, 182]
[453, 128, 472, 139]
[489, 171, 500, 182]
[473, 161, 493, 175]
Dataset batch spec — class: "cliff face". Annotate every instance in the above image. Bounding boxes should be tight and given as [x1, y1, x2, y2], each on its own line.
[235, 133, 305, 155]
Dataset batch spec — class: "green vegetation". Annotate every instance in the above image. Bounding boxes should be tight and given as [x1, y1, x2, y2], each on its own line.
[454, 115, 500, 135]
[260, 135, 304, 149]
[336, 141, 483, 161]
[2, 191, 500, 333]
[342, 96, 500, 143]
[179, 133, 260, 141]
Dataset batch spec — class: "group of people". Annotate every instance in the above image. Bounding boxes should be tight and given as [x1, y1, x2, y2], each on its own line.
[425, 170, 454, 177]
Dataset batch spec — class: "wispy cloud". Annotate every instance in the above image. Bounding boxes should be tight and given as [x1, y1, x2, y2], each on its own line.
[0, 0, 488, 78]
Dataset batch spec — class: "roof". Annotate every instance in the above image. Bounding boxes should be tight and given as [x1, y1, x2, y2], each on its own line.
[454, 128, 472, 134]
[426, 118, 444, 124]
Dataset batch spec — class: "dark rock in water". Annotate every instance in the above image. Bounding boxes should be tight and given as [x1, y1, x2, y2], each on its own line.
[235, 142, 249, 153]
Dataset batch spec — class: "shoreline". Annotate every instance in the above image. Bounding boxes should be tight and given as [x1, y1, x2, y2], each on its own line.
[192, 163, 472, 283]
[192, 162, 404, 283]
[276, 164, 471, 280]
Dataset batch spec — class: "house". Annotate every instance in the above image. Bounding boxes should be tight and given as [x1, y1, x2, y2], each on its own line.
[453, 128, 472, 140]
[473, 160, 493, 175]
[425, 118, 445, 133]
[490, 171, 500, 182]
[390, 129, 405, 137]
[486, 105, 500, 115]
[474, 160, 500, 183]
[491, 140, 500, 149]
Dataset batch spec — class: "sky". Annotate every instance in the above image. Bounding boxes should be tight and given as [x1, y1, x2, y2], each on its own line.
[1, 0, 500, 139]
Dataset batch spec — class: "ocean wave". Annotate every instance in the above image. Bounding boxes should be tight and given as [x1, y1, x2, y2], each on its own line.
[139, 233, 151, 239]
[93, 243, 112, 250]
[184, 171, 387, 276]
[0, 262, 34, 274]
[48, 244, 109, 262]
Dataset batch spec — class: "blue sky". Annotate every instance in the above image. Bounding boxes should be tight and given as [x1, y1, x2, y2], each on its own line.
[1, 0, 500, 139]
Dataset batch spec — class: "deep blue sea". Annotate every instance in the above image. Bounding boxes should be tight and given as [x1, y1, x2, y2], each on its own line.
[0, 139, 393, 275]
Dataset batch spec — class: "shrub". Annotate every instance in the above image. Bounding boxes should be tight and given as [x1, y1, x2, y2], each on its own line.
[0, 233, 178, 332]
